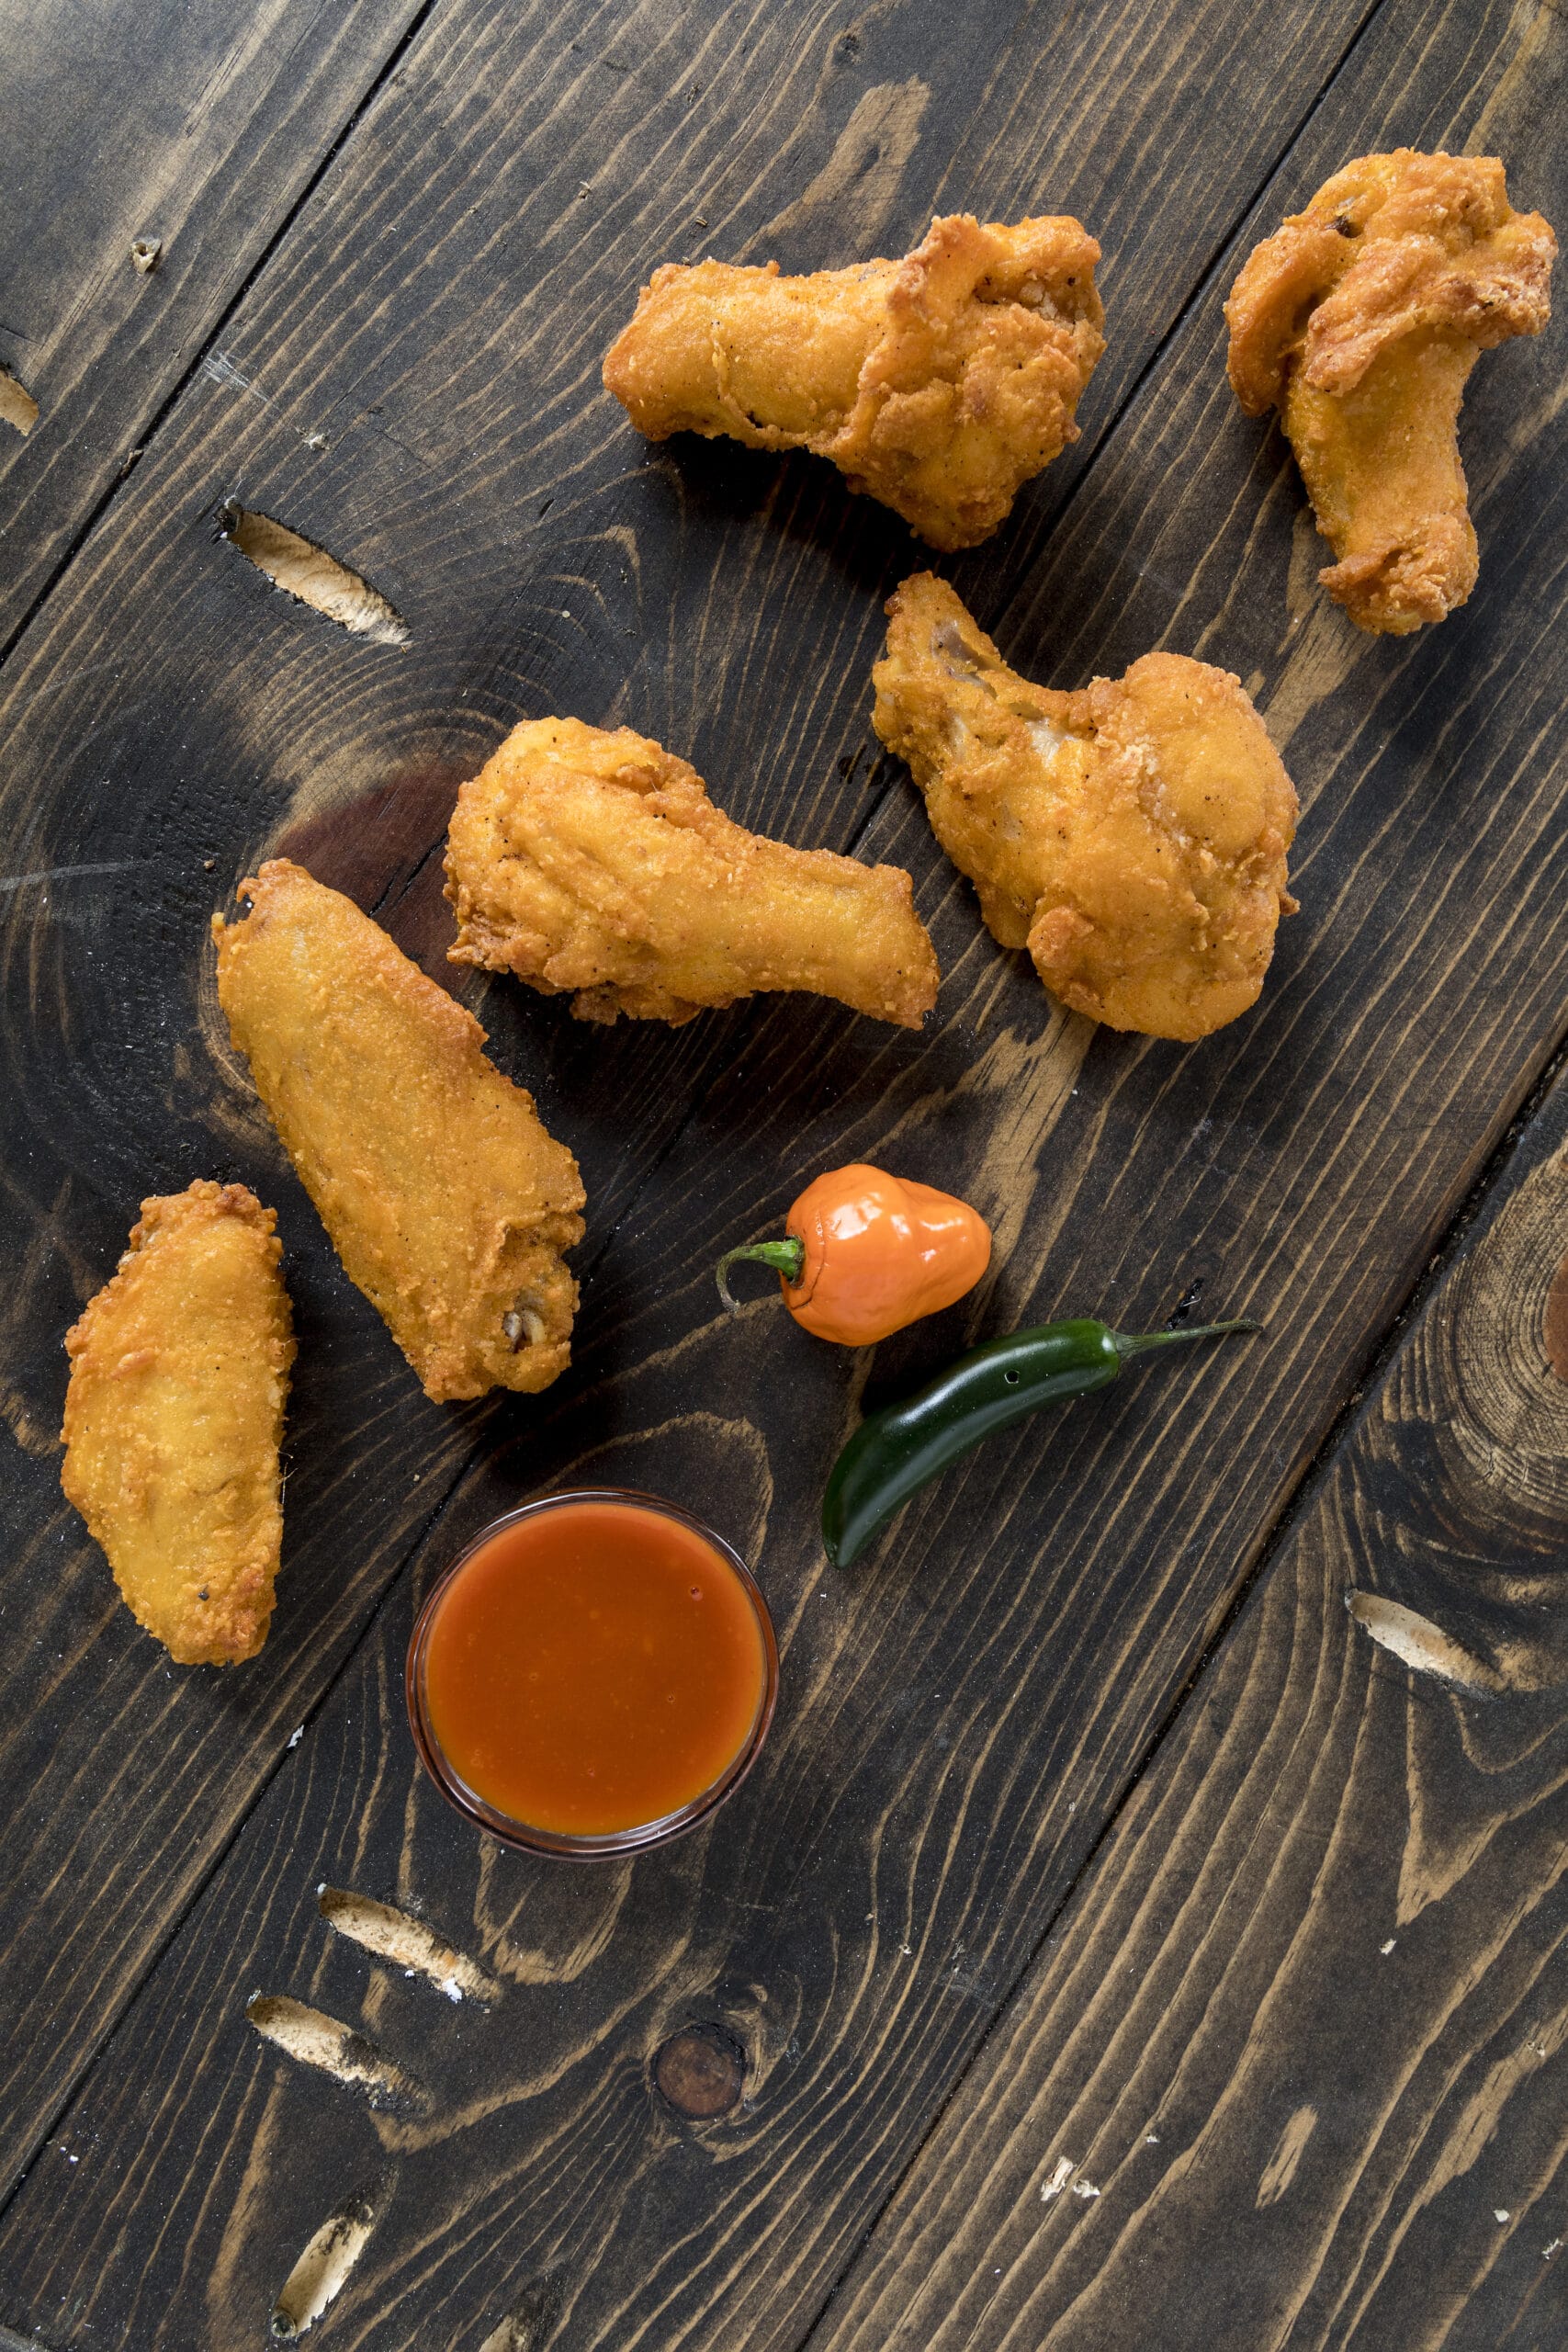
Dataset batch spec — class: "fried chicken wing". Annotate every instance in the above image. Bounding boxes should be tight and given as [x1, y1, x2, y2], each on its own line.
[603, 212, 1104, 551]
[445, 716, 940, 1030]
[213, 861, 584, 1403]
[1225, 150, 1555, 633]
[61, 1181, 294, 1666]
[872, 574, 1298, 1042]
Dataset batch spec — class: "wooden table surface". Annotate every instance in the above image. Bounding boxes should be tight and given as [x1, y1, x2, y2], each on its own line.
[2, 2, 1565, 2346]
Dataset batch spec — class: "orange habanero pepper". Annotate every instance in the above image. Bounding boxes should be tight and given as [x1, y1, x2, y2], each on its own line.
[715, 1164, 991, 1345]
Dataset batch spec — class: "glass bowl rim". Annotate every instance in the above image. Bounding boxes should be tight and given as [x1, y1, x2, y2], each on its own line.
[405, 1485, 779, 1859]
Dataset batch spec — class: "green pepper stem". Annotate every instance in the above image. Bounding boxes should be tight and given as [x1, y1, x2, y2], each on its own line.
[1111, 1317, 1260, 1359]
[716, 1238, 807, 1315]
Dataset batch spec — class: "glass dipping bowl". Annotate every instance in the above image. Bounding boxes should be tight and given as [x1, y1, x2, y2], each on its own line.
[405, 1487, 779, 1859]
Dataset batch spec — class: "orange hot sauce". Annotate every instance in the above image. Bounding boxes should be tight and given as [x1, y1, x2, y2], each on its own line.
[412, 1494, 773, 1846]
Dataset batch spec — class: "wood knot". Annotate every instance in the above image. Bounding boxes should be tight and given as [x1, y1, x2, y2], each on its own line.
[653, 2022, 745, 2119]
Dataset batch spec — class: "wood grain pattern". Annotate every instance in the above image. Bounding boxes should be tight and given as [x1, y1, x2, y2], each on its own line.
[0, 0, 430, 653]
[1, 0, 1565, 2344]
[810, 1062, 1568, 2352]
[0, 0, 1395, 2216]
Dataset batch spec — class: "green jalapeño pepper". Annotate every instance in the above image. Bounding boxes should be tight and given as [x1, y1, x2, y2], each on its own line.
[822, 1316, 1258, 1566]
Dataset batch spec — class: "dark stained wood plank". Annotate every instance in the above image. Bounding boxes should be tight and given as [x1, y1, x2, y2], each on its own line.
[808, 1069, 1568, 2352]
[1, 0, 1562, 2338]
[0, 0, 1389, 2222]
[0, 0, 433, 654]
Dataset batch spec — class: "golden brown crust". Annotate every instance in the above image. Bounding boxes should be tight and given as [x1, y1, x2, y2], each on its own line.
[445, 716, 939, 1030]
[872, 574, 1298, 1042]
[61, 1180, 294, 1666]
[603, 213, 1104, 550]
[213, 862, 584, 1403]
[1224, 150, 1555, 632]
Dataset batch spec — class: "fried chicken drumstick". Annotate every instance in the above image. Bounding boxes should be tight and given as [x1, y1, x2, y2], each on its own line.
[214, 861, 584, 1403]
[62, 1181, 295, 1665]
[1225, 149, 1555, 634]
[603, 213, 1104, 551]
[872, 575, 1298, 1042]
[445, 716, 940, 1030]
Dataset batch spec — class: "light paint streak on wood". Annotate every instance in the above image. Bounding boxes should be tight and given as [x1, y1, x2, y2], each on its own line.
[1261, 568, 1363, 755]
[750, 79, 931, 253]
[1256, 2104, 1317, 2208]
[0, 863, 134, 894]
[1409, 2010, 1568, 2213]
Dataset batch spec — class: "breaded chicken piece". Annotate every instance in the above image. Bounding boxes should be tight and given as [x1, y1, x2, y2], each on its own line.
[603, 213, 1104, 551]
[213, 861, 584, 1403]
[61, 1181, 294, 1666]
[872, 575, 1298, 1042]
[1225, 150, 1555, 633]
[445, 716, 940, 1030]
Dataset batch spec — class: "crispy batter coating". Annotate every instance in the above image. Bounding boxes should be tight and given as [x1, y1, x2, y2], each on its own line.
[445, 716, 940, 1030]
[1225, 150, 1555, 633]
[872, 575, 1299, 1042]
[213, 861, 584, 1403]
[603, 213, 1104, 551]
[61, 1181, 294, 1666]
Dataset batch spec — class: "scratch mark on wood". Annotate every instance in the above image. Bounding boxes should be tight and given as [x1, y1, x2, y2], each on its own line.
[270, 2172, 390, 2341]
[245, 1995, 424, 2110]
[218, 504, 409, 646]
[0, 368, 38, 437]
[475, 2273, 564, 2351]
[200, 350, 270, 403]
[318, 1886, 498, 2004]
[1346, 1592, 1506, 1693]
